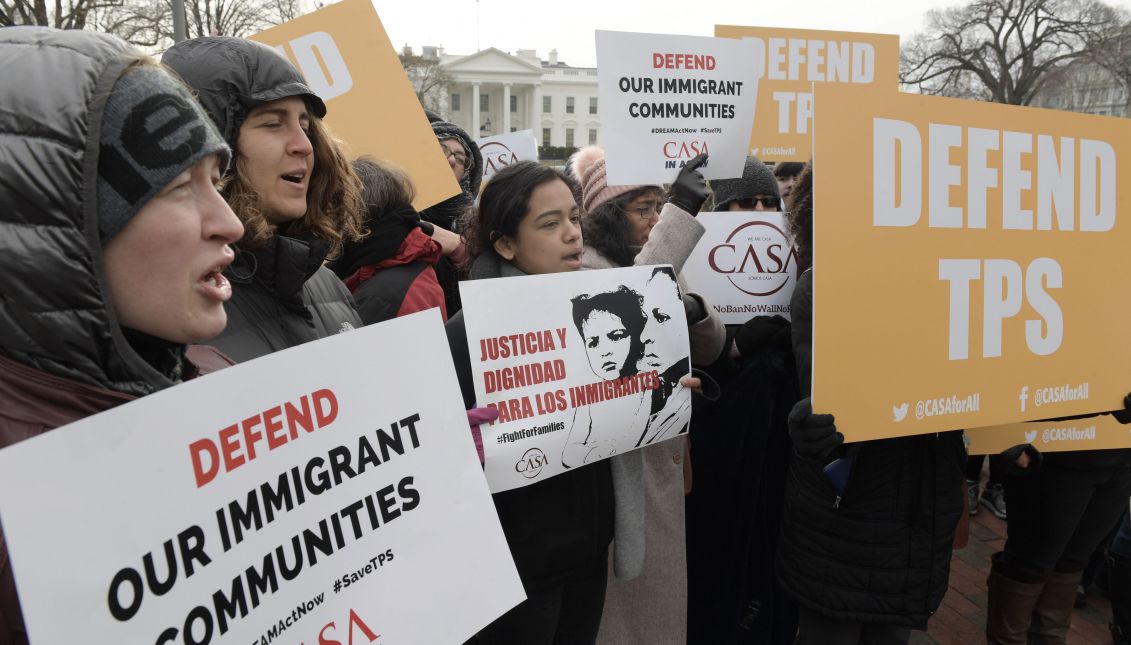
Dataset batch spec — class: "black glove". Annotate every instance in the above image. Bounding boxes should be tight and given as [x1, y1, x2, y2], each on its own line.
[787, 398, 843, 462]
[999, 443, 1043, 477]
[682, 293, 706, 324]
[734, 315, 791, 357]
[1112, 393, 1131, 425]
[667, 153, 709, 216]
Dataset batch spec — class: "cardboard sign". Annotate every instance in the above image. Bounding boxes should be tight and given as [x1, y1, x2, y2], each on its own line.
[966, 414, 1131, 455]
[251, 0, 459, 211]
[714, 25, 899, 162]
[595, 30, 760, 185]
[681, 211, 801, 324]
[0, 310, 523, 645]
[459, 266, 692, 493]
[812, 84, 1131, 441]
[477, 130, 539, 183]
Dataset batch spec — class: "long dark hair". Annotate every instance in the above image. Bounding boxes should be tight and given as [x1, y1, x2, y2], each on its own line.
[464, 160, 581, 263]
[571, 286, 647, 378]
[582, 186, 663, 267]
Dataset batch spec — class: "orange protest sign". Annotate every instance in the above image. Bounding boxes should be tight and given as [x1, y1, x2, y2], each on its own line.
[812, 84, 1131, 441]
[251, 0, 459, 210]
[966, 415, 1131, 455]
[714, 25, 899, 162]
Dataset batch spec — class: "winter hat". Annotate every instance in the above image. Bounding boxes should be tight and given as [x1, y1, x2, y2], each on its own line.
[579, 156, 658, 214]
[161, 37, 327, 149]
[711, 156, 780, 211]
[97, 65, 230, 244]
[431, 119, 483, 195]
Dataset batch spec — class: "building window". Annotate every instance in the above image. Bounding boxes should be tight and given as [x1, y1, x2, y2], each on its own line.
[566, 97, 575, 114]
[543, 96, 551, 113]
[480, 93, 489, 111]
[543, 127, 552, 145]
[510, 95, 517, 112]
[588, 129, 597, 145]
[451, 94, 461, 111]
[565, 128, 574, 148]
[589, 97, 597, 114]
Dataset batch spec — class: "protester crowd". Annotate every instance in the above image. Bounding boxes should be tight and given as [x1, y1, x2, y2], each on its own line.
[0, 26, 1129, 645]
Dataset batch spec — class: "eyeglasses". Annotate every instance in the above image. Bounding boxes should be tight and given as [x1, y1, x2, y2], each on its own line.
[440, 142, 467, 167]
[735, 195, 781, 210]
[625, 202, 664, 220]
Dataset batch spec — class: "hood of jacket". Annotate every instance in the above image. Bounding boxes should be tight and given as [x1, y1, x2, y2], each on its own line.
[161, 36, 327, 148]
[0, 27, 180, 397]
[432, 120, 483, 196]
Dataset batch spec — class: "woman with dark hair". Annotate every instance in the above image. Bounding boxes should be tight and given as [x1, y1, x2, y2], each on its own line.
[447, 160, 610, 644]
[573, 147, 725, 645]
[563, 286, 650, 468]
[0, 28, 244, 644]
[329, 157, 447, 324]
[162, 37, 365, 362]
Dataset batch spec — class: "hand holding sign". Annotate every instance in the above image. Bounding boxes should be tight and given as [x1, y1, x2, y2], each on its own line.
[667, 153, 710, 215]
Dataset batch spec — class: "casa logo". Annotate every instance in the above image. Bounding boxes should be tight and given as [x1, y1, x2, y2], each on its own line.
[515, 447, 548, 479]
[480, 141, 520, 175]
[662, 140, 709, 159]
[707, 220, 799, 296]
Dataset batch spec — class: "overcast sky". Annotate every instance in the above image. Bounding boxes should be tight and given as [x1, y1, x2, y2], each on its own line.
[373, 0, 1131, 68]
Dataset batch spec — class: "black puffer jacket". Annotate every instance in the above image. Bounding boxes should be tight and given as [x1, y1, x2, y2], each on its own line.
[209, 236, 362, 363]
[776, 269, 965, 630]
[0, 27, 173, 398]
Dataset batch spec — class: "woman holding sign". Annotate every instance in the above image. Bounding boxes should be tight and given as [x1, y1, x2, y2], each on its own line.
[0, 28, 244, 645]
[446, 158, 715, 644]
[162, 37, 366, 363]
[780, 163, 971, 644]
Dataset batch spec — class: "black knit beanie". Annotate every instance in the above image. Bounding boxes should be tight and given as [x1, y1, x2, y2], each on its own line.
[710, 156, 780, 211]
[97, 66, 229, 244]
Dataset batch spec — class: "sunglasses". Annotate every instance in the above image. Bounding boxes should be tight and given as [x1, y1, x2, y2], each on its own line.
[440, 142, 468, 167]
[734, 195, 781, 210]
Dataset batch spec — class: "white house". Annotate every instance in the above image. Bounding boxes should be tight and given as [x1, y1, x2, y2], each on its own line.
[417, 46, 600, 149]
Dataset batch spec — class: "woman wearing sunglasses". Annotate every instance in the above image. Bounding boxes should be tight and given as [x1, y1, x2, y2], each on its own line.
[710, 156, 782, 213]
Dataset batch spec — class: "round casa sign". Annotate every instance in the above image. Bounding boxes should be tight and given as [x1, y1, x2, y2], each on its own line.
[706, 220, 798, 296]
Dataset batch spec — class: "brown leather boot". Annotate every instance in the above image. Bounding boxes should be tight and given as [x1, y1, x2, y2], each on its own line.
[987, 568, 1045, 644]
[1027, 569, 1083, 645]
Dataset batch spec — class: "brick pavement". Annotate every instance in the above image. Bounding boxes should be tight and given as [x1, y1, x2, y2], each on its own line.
[909, 510, 1115, 645]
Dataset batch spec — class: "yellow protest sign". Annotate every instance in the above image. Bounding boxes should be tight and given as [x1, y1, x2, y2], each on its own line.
[966, 415, 1131, 455]
[251, 0, 459, 210]
[714, 25, 899, 163]
[813, 84, 1131, 441]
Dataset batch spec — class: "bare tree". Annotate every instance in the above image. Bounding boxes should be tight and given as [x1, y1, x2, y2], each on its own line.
[3, 0, 303, 50]
[1, 0, 125, 29]
[400, 45, 450, 114]
[901, 0, 1126, 105]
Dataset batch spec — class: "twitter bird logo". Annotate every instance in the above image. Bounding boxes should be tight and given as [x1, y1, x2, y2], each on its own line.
[893, 403, 909, 422]
[1024, 430, 1037, 443]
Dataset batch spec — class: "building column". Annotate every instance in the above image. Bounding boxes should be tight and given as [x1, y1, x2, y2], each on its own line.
[472, 82, 481, 137]
[531, 83, 543, 144]
[502, 83, 512, 133]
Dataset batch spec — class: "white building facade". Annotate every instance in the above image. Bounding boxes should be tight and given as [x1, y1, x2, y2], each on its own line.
[421, 46, 600, 149]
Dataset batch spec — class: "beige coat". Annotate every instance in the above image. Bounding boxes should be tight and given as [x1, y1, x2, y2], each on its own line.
[582, 203, 726, 644]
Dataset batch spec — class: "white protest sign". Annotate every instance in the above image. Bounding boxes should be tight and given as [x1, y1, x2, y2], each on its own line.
[596, 30, 760, 185]
[682, 211, 801, 324]
[459, 266, 692, 493]
[477, 130, 539, 183]
[0, 310, 523, 645]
